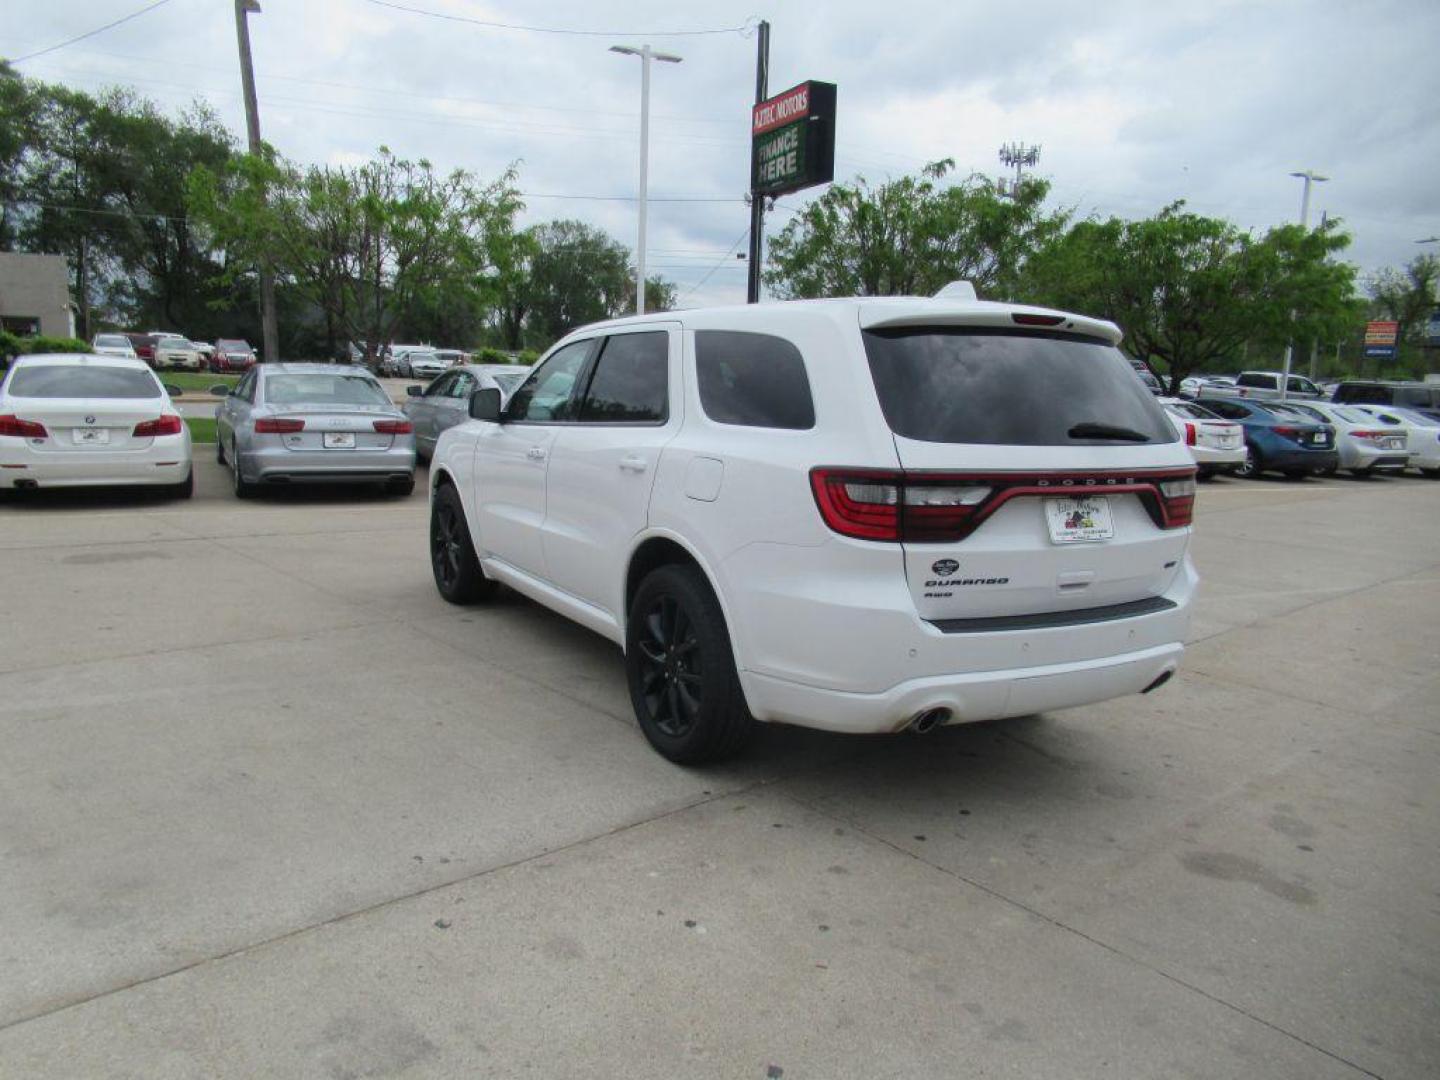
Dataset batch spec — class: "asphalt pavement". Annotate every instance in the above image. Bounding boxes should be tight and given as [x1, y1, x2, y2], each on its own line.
[1, 465, 1437, 1078]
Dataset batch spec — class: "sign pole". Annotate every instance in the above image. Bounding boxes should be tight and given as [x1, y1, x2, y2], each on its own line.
[746, 20, 770, 305]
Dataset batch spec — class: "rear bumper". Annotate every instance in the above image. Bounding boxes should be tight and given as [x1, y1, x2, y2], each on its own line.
[0, 440, 191, 489]
[741, 640, 1183, 735]
[1190, 444, 1245, 467]
[238, 444, 415, 483]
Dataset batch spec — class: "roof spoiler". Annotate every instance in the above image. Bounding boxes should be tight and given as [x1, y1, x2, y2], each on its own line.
[933, 280, 978, 301]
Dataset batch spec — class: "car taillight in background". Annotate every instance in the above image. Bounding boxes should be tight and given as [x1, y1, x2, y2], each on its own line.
[372, 419, 413, 434]
[810, 467, 1196, 543]
[254, 417, 305, 434]
[0, 415, 48, 438]
[133, 415, 184, 437]
[1183, 422, 1197, 446]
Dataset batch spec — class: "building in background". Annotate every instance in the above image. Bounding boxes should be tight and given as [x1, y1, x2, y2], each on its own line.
[0, 253, 75, 338]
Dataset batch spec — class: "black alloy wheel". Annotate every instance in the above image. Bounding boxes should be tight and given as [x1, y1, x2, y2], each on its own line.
[626, 564, 753, 764]
[430, 484, 494, 603]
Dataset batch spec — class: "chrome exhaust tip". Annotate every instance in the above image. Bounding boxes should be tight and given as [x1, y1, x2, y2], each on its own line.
[909, 707, 951, 734]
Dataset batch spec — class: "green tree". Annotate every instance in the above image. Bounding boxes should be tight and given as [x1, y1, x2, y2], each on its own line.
[764, 160, 1068, 300]
[191, 148, 521, 361]
[1023, 203, 1356, 393]
[523, 219, 635, 345]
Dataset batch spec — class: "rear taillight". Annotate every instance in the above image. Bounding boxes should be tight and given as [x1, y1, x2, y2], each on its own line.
[254, 417, 305, 434]
[1184, 422, 1197, 446]
[1271, 426, 1299, 438]
[1157, 476, 1196, 527]
[811, 467, 1197, 542]
[133, 415, 184, 437]
[1011, 312, 1065, 327]
[373, 419, 413, 434]
[0, 415, 47, 438]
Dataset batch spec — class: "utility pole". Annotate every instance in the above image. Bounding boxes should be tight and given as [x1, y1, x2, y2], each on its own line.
[234, 0, 278, 363]
[746, 19, 770, 304]
[1278, 169, 1328, 400]
[611, 45, 682, 315]
[997, 143, 1040, 199]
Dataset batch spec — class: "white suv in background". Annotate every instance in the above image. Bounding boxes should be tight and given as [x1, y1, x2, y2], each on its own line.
[427, 286, 1199, 763]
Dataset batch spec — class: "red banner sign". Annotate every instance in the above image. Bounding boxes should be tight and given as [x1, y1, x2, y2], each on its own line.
[752, 83, 812, 136]
[1364, 320, 1399, 345]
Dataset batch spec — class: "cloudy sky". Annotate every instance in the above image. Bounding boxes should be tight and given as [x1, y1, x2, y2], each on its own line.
[5, 0, 1438, 306]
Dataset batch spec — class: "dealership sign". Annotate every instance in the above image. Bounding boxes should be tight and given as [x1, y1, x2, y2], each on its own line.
[1363, 319, 1399, 360]
[751, 81, 836, 197]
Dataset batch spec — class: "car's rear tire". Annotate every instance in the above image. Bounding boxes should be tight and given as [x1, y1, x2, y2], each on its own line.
[170, 469, 194, 499]
[1234, 443, 1262, 479]
[232, 443, 257, 499]
[216, 437, 226, 464]
[387, 476, 416, 497]
[1350, 467, 1373, 479]
[1422, 468, 1440, 479]
[1283, 469, 1308, 480]
[430, 483, 496, 604]
[626, 563, 754, 765]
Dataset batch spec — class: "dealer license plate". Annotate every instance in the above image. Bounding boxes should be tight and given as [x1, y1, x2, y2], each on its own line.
[1310, 432, 1328, 445]
[1044, 496, 1115, 544]
[323, 432, 356, 449]
[72, 427, 110, 446]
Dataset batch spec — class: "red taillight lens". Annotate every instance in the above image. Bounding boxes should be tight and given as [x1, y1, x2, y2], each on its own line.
[1349, 429, 1386, 441]
[1157, 476, 1196, 528]
[1271, 426, 1298, 438]
[133, 414, 184, 437]
[1184, 421, 1197, 446]
[810, 469, 902, 540]
[373, 419, 413, 434]
[0, 415, 48, 438]
[254, 417, 305, 434]
[1011, 312, 1066, 327]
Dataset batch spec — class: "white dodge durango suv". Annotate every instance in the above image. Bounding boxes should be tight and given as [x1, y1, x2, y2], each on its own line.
[427, 286, 1198, 763]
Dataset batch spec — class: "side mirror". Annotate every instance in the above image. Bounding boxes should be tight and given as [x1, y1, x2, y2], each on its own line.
[468, 387, 503, 422]
[209, 384, 230, 398]
[164, 384, 183, 397]
[406, 384, 423, 397]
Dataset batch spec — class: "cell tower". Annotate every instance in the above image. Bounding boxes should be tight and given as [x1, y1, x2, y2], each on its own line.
[997, 142, 1041, 198]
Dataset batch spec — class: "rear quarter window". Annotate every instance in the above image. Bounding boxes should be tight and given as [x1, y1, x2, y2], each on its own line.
[862, 327, 1175, 445]
[695, 331, 815, 429]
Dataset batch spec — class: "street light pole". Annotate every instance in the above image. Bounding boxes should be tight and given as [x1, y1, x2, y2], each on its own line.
[1279, 169, 1328, 400]
[233, 0, 278, 364]
[611, 44, 682, 316]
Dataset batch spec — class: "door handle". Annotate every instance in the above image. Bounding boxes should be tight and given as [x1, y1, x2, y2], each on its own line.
[618, 455, 648, 473]
[526, 447, 548, 460]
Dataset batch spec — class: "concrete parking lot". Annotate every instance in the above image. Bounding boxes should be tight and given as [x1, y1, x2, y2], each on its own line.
[1, 464, 1437, 1079]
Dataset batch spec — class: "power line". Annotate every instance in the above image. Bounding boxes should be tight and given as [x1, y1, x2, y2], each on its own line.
[678, 225, 752, 304]
[357, 0, 751, 37]
[7, 0, 176, 64]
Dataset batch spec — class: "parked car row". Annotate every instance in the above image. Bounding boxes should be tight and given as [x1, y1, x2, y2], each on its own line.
[93, 331, 255, 374]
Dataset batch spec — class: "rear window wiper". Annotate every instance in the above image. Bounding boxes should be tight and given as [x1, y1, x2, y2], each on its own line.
[1067, 422, 1152, 442]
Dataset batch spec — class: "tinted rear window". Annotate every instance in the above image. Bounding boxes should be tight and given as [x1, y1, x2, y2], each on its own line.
[263, 374, 389, 406]
[8, 365, 160, 399]
[695, 330, 814, 429]
[862, 328, 1175, 445]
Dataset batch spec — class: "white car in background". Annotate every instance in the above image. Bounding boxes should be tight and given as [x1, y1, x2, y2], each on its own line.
[1270, 400, 1411, 477]
[1349, 404, 1440, 478]
[0, 354, 193, 497]
[1159, 397, 1245, 477]
[91, 333, 139, 360]
[152, 336, 206, 371]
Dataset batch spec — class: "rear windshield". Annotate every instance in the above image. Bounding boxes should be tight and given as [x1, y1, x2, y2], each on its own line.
[94, 334, 129, 347]
[7, 364, 160, 399]
[263, 374, 389, 406]
[862, 328, 1175, 445]
[1166, 401, 1219, 420]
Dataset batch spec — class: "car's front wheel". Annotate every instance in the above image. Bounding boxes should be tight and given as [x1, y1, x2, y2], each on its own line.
[626, 564, 754, 765]
[430, 483, 496, 603]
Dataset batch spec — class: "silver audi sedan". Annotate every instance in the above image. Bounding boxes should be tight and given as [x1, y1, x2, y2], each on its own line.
[213, 363, 416, 498]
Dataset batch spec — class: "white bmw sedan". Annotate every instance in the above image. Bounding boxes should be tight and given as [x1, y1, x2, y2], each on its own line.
[0, 354, 193, 497]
